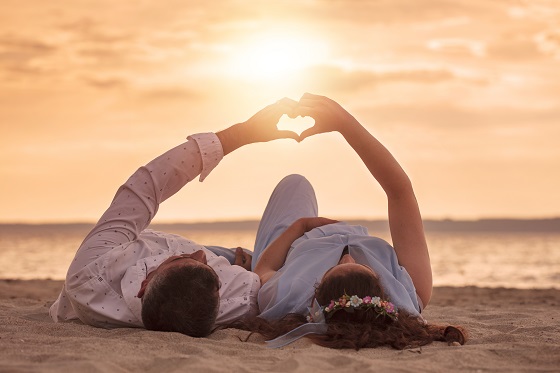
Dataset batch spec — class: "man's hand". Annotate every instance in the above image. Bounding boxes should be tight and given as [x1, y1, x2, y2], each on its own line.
[216, 98, 299, 155]
[242, 98, 300, 143]
[234, 247, 252, 271]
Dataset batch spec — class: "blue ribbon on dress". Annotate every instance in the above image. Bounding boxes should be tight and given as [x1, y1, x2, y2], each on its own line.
[265, 300, 328, 348]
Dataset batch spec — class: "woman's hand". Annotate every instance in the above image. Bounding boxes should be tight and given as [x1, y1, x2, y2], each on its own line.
[294, 93, 360, 141]
[254, 217, 337, 285]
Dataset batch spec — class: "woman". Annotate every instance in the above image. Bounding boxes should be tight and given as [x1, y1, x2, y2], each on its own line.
[248, 93, 466, 349]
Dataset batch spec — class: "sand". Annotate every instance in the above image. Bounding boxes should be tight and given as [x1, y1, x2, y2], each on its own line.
[0, 280, 559, 373]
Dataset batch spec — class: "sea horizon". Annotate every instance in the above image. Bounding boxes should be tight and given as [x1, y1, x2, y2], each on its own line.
[1, 217, 559, 232]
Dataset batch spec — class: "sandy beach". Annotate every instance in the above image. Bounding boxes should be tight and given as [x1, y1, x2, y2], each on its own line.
[0, 280, 558, 372]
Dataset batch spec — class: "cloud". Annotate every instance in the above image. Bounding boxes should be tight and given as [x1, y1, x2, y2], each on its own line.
[58, 18, 133, 44]
[297, 65, 467, 93]
[535, 28, 560, 59]
[137, 86, 201, 102]
[427, 38, 486, 57]
[360, 103, 560, 131]
[510, 1, 560, 21]
[486, 35, 544, 60]
[0, 35, 56, 77]
[81, 76, 129, 89]
[284, 0, 505, 26]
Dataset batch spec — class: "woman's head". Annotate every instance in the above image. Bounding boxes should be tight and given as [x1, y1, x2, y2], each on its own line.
[309, 257, 465, 349]
[316, 251, 383, 311]
[238, 252, 467, 350]
[316, 262, 383, 302]
[315, 262, 391, 325]
[237, 261, 467, 349]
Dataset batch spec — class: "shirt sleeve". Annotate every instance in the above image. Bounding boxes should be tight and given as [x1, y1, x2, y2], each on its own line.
[209, 256, 261, 325]
[68, 133, 224, 276]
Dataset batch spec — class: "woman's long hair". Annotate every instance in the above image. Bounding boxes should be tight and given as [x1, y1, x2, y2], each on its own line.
[237, 271, 467, 350]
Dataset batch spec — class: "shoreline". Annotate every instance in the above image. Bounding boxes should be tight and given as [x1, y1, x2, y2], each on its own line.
[1, 280, 559, 372]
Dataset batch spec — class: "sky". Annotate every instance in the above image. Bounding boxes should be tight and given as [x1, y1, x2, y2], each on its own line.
[1, 0, 559, 223]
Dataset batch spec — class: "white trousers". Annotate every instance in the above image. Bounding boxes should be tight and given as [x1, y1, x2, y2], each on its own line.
[252, 174, 318, 270]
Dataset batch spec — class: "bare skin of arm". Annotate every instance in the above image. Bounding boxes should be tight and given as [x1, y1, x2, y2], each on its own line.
[295, 93, 433, 307]
[254, 217, 339, 285]
[216, 98, 299, 155]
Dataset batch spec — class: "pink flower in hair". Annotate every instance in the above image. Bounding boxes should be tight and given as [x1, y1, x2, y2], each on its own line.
[385, 302, 395, 313]
[321, 293, 399, 322]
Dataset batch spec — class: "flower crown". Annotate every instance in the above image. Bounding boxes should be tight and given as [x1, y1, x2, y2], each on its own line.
[307, 294, 398, 322]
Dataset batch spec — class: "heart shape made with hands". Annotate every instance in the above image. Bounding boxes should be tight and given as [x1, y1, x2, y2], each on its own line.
[277, 114, 315, 136]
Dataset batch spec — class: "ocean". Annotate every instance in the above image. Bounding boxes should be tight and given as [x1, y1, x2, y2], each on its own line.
[1, 221, 559, 289]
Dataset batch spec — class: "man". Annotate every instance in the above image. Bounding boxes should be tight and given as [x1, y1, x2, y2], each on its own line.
[50, 99, 299, 337]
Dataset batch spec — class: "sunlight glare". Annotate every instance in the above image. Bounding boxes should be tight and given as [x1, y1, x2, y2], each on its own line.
[229, 32, 328, 81]
[277, 114, 315, 136]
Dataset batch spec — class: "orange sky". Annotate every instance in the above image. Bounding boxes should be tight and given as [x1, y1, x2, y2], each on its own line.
[1, 1, 559, 223]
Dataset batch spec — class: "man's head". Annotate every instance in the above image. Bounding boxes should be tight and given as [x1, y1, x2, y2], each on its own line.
[137, 250, 220, 337]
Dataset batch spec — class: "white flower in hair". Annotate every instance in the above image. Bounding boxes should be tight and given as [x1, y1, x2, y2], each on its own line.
[349, 295, 363, 307]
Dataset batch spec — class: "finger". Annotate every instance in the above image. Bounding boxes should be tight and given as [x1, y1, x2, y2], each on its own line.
[298, 93, 330, 112]
[260, 98, 295, 116]
[299, 92, 324, 102]
[298, 95, 332, 113]
[277, 97, 299, 118]
[234, 247, 244, 266]
[267, 106, 292, 124]
[277, 97, 298, 107]
[269, 98, 297, 114]
[276, 130, 300, 141]
[293, 105, 320, 118]
[243, 252, 252, 266]
[299, 126, 321, 142]
[277, 98, 300, 114]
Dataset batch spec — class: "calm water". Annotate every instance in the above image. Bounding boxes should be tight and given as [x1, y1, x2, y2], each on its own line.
[1, 224, 559, 289]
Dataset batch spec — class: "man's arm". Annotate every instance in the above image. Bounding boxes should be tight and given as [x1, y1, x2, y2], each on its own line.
[71, 100, 298, 275]
[74, 136, 220, 268]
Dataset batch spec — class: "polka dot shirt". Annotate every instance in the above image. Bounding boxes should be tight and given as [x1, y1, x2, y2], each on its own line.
[50, 133, 260, 329]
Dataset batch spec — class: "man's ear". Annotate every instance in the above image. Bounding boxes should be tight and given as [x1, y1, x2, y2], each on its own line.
[137, 278, 149, 298]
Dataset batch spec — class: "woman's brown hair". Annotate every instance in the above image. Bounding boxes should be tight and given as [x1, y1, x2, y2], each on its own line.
[237, 271, 466, 350]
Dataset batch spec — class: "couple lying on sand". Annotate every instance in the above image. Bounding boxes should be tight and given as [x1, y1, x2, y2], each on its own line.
[50, 93, 466, 350]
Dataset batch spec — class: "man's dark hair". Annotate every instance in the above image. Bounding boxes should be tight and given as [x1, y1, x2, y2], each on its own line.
[141, 265, 220, 337]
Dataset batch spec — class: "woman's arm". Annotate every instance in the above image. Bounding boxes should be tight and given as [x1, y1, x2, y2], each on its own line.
[254, 217, 338, 285]
[296, 93, 432, 306]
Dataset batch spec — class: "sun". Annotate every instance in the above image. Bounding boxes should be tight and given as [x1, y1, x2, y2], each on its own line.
[228, 31, 328, 81]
